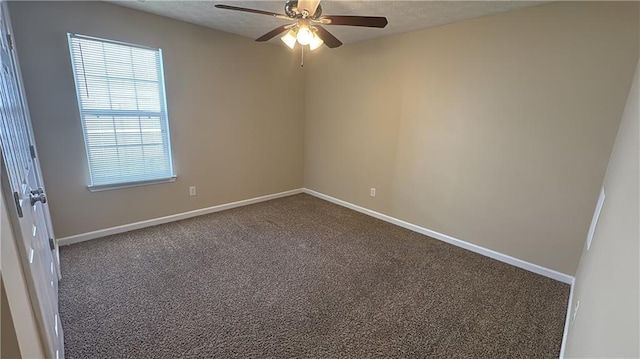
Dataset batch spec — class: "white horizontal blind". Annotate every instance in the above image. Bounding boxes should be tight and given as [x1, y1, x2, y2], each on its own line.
[68, 33, 174, 187]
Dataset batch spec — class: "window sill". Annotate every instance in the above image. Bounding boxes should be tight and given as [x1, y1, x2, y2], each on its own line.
[87, 176, 177, 192]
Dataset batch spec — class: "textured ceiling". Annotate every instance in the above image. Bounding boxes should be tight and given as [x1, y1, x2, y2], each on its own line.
[110, 1, 548, 46]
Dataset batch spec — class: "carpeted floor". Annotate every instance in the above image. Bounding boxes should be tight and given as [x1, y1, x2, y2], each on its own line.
[59, 194, 569, 358]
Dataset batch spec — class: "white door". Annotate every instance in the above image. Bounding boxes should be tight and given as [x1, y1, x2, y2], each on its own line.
[0, 2, 64, 358]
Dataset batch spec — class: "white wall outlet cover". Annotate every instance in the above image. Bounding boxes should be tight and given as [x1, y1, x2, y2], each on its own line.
[370, 188, 376, 197]
[586, 187, 605, 250]
[189, 186, 196, 196]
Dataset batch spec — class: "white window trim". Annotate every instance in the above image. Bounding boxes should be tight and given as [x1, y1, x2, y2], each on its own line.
[87, 175, 177, 192]
[67, 33, 176, 191]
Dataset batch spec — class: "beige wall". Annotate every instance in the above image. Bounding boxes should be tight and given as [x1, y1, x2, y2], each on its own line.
[304, 1, 639, 275]
[8, 1, 305, 238]
[563, 55, 639, 358]
[8, 1, 639, 276]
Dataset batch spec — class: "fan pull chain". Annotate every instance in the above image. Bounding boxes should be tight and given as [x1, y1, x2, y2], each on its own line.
[301, 45, 304, 67]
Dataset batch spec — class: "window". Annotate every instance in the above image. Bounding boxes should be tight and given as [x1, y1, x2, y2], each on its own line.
[68, 33, 175, 190]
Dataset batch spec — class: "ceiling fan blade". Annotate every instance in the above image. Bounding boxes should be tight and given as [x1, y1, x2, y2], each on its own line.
[321, 15, 388, 28]
[297, 0, 321, 17]
[255, 25, 290, 42]
[215, 4, 290, 20]
[315, 26, 342, 48]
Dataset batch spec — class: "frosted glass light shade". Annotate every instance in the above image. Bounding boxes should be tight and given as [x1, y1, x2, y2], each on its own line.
[296, 26, 313, 45]
[309, 32, 324, 51]
[281, 30, 297, 49]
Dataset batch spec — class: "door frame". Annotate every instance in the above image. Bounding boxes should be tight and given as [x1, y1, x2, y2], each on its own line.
[1, 1, 63, 357]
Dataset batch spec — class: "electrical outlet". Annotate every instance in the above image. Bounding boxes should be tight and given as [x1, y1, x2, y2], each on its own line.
[189, 186, 196, 196]
[571, 300, 580, 323]
[370, 188, 376, 197]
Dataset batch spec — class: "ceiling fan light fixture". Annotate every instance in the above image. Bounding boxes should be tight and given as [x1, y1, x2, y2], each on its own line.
[296, 25, 313, 45]
[281, 30, 297, 49]
[309, 32, 324, 51]
[216, 1, 388, 52]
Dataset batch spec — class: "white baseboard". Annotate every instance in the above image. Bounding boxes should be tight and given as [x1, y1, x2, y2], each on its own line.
[559, 278, 576, 358]
[303, 188, 575, 285]
[59, 186, 575, 286]
[57, 188, 304, 246]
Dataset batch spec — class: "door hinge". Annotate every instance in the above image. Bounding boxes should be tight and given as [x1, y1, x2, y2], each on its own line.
[29, 145, 36, 159]
[13, 191, 23, 218]
[49, 237, 55, 250]
[6, 33, 13, 50]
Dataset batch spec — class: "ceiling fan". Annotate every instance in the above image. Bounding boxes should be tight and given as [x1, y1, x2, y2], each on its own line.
[214, 0, 388, 50]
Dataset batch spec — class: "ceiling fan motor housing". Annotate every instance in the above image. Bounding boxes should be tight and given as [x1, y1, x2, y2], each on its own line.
[285, 0, 323, 20]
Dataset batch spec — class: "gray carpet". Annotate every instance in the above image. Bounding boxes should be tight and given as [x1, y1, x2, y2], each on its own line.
[59, 194, 569, 358]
